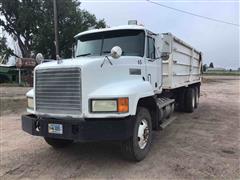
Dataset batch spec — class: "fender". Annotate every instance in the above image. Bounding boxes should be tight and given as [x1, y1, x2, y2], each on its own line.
[88, 79, 154, 116]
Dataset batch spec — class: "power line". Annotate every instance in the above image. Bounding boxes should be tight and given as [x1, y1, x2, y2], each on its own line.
[146, 0, 240, 27]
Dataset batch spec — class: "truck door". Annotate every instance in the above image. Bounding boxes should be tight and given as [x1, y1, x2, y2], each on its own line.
[145, 34, 162, 92]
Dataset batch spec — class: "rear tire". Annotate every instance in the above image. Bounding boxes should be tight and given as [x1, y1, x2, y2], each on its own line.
[121, 107, 152, 162]
[194, 87, 199, 108]
[176, 89, 186, 112]
[185, 88, 195, 113]
[44, 137, 73, 148]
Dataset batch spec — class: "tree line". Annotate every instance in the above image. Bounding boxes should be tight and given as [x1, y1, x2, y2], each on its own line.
[202, 62, 214, 72]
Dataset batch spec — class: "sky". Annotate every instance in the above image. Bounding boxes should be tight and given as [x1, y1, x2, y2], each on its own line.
[80, 0, 239, 69]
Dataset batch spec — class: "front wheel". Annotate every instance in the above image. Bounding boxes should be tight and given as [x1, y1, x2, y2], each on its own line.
[44, 137, 73, 148]
[121, 107, 152, 162]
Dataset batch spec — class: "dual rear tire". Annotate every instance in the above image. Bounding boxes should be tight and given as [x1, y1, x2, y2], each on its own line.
[185, 88, 195, 112]
[178, 86, 199, 113]
[194, 87, 199, 108]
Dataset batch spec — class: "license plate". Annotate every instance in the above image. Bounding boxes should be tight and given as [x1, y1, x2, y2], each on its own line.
[48, 124, 63, 134]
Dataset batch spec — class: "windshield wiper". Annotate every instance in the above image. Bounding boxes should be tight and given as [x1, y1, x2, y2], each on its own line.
[102, 50, 110, 54]
[76, 53, 91, 57]
[102, 50, 125, 55]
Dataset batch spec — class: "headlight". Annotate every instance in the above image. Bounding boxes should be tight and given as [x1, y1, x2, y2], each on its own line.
[91, 99, 117, 112]
[27, 97, 34, 109]
[91, 98, 129, 113]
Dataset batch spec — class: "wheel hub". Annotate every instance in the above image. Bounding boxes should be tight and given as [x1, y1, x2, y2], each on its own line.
[137, 119, 149, 149]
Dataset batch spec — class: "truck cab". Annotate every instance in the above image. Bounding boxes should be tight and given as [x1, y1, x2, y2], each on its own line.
[22, 24, 201, 161]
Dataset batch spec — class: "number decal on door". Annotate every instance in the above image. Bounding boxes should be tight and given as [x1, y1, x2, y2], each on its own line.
[148, 74, 151, 83]
[138, 60, 142, 65]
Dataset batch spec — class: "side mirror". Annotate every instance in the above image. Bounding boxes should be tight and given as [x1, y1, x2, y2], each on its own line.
[161, 52, 169, 60]
[111, 46, 122, 59]
[36, 53, 44, 64]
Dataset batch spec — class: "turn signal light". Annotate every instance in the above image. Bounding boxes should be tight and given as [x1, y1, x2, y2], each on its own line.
[118, 98, 129, 113]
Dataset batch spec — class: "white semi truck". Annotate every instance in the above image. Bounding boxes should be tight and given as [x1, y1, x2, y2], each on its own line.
[22, 23, 202, 161]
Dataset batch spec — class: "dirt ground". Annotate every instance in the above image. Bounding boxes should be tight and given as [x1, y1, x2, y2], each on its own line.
[0, 76, 239, 179]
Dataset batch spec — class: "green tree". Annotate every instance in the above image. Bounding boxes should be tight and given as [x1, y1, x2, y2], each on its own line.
[209, 62, 214, 68]
[0, 0, 43, 57]
[0, 35, 14, 59]
[202, 64, 208, 72]
[0, 0, 106, 58]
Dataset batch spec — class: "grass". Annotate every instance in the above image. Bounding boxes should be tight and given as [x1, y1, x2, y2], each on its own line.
[203, 71, 240, 76]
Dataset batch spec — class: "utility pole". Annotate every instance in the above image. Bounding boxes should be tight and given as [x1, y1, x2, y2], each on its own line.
[53, 0, 59, 59]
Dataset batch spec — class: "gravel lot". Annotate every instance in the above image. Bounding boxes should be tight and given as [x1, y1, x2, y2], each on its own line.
[0, 76, 239, 179]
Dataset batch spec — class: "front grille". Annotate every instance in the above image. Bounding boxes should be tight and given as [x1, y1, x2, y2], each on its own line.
[35, 68, 81, 115]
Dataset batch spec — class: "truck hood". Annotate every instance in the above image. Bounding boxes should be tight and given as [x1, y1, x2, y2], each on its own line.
[31, 55, 154, 118]
[34, 55, 145, 97]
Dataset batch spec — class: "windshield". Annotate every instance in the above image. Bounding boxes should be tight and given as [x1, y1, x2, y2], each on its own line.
[76, 30, 145, 57]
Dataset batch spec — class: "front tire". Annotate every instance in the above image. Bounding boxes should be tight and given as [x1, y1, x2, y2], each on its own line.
[44, 137, 73, 148]
[121, 107, 152, 162]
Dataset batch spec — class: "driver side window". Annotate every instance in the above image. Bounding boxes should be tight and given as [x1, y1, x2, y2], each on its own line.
[147, 36, 155, 59]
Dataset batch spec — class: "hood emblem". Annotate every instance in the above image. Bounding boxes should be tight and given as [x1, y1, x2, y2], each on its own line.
[100, 56, 113, 68]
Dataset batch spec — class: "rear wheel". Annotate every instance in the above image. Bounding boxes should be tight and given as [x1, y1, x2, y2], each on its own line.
[194, 87, 199, 108]
[121, 107, 152, 161]
[185, 88, 195, 113]
[176, 89, 186, 112]
[44, 137, 73, 148]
